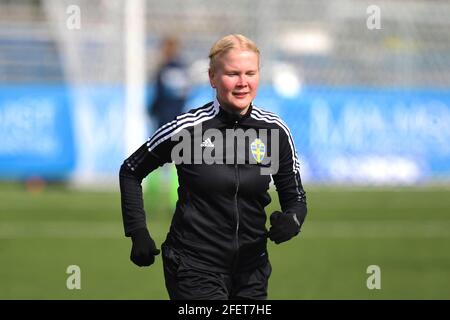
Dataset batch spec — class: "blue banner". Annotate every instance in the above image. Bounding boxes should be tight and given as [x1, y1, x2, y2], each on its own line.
[188, 85, 450, 183]
[0, 85, 75, 179]
[1, 84, 450, 184]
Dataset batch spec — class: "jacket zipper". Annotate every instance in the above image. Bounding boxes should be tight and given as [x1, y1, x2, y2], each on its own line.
[234, 120, 240, 253]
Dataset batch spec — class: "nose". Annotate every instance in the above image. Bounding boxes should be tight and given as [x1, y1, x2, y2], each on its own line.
[236, 75, 248, 87]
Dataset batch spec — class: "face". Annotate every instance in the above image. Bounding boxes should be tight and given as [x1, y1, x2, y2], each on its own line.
[209, 49, 260, 115]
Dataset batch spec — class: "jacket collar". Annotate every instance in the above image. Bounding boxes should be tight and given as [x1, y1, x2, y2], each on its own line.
[214, 97, 253, 124]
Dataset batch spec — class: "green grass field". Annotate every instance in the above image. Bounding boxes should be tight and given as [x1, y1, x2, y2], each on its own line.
[1, 181, 449, 299]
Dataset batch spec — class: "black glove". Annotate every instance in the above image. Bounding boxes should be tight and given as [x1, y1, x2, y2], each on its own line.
[268, 211, 301, 244]
[130, 228, 160, 267]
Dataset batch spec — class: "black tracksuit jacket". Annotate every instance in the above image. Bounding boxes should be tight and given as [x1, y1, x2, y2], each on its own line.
[119, 99, 307, 273]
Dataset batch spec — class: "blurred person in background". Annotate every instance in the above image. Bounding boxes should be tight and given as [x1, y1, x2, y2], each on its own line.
[148, 35, 189, 129]
[145, 36, 189, 211]
[120, 34, 308, 300]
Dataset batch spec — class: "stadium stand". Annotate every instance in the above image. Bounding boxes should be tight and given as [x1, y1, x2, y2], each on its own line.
[0, 0, 449, 87]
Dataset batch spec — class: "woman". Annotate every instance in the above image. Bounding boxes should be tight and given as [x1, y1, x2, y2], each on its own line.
[148, 36, 189, 129]
[119, 34, 307, 300]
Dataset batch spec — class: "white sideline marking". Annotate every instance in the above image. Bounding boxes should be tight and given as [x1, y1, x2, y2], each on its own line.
[301, 220, 450, 238]
[0, 220, 450, 238]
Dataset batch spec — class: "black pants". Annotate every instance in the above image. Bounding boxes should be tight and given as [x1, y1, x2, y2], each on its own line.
[161, 245, 272, 300]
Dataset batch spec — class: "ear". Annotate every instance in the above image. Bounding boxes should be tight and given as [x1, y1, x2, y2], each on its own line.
[208, 68, 216, 89]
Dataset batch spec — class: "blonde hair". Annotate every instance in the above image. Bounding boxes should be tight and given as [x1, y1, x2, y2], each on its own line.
[208, 34, 260, 72]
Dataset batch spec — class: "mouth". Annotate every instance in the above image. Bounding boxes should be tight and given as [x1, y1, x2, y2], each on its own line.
[232, 92, 249, 99]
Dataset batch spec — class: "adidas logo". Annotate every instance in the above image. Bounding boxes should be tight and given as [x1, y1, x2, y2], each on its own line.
[200, 137, 214, 148]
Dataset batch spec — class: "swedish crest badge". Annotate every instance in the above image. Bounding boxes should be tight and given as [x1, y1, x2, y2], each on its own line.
[250, 138, 266, 164]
